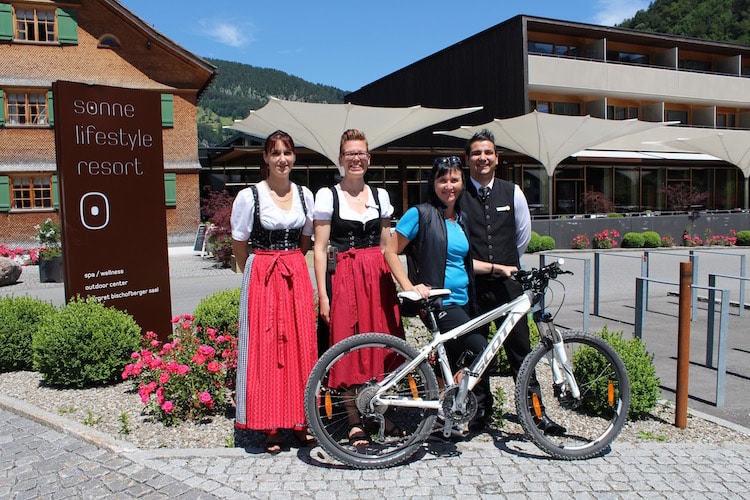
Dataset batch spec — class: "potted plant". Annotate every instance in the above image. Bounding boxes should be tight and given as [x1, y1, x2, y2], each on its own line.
[35, 218, 63, 283]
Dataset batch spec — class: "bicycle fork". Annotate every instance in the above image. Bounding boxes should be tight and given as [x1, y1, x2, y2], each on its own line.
[537, 317, 581, 400]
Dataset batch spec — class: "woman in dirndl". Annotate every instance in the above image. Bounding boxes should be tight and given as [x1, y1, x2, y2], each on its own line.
[231, 130, 317, 453]
[312, 128, 404, 447]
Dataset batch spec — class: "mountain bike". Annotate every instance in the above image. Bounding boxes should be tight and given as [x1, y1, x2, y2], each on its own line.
[304, 260, 631, 468]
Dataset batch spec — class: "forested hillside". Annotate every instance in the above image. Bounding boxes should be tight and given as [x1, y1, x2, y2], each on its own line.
[197, 58, 346, 146]
[618, 0, 750, 43]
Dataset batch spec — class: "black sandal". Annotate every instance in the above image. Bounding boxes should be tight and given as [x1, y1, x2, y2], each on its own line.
[265, 432, 283, 454]
[348, 426, 370, 447]
[294, 429, 316, 447]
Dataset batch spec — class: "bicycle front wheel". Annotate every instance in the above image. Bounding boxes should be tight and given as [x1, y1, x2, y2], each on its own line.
[515, 330, 631, 460]
[304, 333, 439, 469]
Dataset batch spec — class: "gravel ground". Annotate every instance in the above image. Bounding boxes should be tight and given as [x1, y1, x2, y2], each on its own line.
[1, 369, 748, 451]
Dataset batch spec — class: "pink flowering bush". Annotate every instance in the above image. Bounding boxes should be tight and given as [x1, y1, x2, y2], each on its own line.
[0, 244, 38, 265]
[122, 313, 238, 425]
[571, 234, 590, 249]
[703, 228, 737, 247]
[661, 234, 675, 247]
[592, 229, 620, 249]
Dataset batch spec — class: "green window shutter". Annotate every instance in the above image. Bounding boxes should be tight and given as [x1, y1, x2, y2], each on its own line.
[47, 91, 54, 126]
[51, 175, 59, 209]
[0, 4, 13, 42]
[161, 94, 174, 128]
[164, 173, 177, 207]
[0, 176, 10, 212]
[0, 90, 5, 126]
[57, 8, 78, 45]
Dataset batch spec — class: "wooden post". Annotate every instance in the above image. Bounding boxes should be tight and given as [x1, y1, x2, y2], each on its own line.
[675, 261, 692, 429]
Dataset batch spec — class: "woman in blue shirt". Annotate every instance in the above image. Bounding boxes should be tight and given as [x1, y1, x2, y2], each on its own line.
[384, 156, 491, 431]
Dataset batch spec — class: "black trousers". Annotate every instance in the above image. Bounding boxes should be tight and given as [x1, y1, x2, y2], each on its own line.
[429, 303, 493, 414]
[473, 276, 531, 381]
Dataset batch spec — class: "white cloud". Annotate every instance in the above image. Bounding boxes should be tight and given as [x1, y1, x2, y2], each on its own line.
[198, 19, 254, 48]
[592, 0, 650, 26]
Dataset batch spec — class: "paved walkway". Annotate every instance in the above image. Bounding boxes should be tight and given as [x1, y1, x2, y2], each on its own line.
[1, 245, 750, 497]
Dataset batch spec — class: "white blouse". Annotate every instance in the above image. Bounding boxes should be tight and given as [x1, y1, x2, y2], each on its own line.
[230, 182, 314, 242]
[312, 185, 394, 222]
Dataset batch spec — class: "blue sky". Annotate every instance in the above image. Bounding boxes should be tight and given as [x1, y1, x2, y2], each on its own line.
[119, 0, 649, 92]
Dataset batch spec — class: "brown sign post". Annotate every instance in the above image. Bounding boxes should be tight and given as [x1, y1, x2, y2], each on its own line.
[53, 81, 172, 340]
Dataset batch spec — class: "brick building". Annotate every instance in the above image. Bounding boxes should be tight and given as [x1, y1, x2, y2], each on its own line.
[0, 0, 217, 244]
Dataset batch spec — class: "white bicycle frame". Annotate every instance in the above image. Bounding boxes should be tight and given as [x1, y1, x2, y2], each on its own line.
[372, 287, 580, 412]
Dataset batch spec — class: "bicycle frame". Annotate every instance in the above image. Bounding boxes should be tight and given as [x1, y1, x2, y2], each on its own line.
[372, 291, 533, 411]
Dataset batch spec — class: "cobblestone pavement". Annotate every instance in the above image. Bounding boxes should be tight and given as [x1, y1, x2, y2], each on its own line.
[2, 245, 750, 497]
[2, 401, 749, 499]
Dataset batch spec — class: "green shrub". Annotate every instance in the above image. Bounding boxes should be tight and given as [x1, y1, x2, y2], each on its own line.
[0, 296, 57, 372]
[607, 212, 624, 218]
[642, 231, 662, 248]
[573, 326, 660, 420]
[525, 231, 542, 253]
[621, 232, 645, 248]
[736, 230, 750, 246]
[538, 235, 555, 251]
[526, 232, 555, 253]
[193, 287, 241, 336]
[33, 297, 141, 388]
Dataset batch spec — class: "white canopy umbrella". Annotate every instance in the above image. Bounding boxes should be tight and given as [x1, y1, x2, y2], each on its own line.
[228, 97, 482, 170]
[659, 130, 750, 209]
[435, 111, 670, 214]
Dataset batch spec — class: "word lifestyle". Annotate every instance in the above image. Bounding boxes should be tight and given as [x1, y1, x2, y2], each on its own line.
[74, 124, 154, 151]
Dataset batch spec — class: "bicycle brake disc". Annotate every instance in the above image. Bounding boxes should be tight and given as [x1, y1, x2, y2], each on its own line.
[441, 387, 477, 424]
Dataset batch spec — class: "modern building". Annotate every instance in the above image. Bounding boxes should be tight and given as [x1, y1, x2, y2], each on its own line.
[204, 15, 750, 218]
[0, 0, 218, 243]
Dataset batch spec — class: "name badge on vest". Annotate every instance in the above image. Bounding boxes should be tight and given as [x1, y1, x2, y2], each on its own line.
[496, 205, 511, 212]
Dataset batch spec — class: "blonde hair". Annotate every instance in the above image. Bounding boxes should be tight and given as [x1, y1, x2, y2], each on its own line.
[339, 129, 368, 155]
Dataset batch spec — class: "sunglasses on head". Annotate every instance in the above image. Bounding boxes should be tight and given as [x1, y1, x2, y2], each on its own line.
[433, 156, 462, 167]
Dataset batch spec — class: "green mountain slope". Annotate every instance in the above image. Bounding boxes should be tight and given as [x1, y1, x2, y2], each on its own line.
[197, 58, 346, 146]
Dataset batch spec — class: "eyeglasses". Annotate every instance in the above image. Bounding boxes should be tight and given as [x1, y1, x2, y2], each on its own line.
[433, 156, 462, 167]
[342, 151, 370, 160]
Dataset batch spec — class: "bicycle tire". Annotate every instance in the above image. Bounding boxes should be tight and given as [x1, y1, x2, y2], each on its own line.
[515, 329, 631, 460]
[304, 333, 439, 469]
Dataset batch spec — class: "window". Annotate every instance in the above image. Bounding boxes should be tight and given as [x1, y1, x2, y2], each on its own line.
[528, 41, 580, 57]
[607, 106, 639, 120]
[717, 113, 736, 128]
[607, 50, 649, 65]
[5, 91, 49, 125]
[553, 102, 581, 116]
[15, 8, 56, 42]
[11, 176, 54, 209]
[98, 34, 120, 48]
[665, 109, 689, 125]
[529, 100, 550, 113]
[679, 59, 712, 72]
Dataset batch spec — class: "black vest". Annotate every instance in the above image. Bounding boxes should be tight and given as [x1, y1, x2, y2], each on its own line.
[404, 203, 476, 314]
[248, 184, 307, 250]
[328, 185, 382, 251]
[461, 179, 520, 268]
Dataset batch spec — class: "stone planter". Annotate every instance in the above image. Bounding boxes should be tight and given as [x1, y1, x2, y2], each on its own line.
[39, 256, 64, 283]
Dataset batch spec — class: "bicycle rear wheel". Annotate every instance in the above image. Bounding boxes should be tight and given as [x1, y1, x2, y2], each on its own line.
[304, 333, 439, 469]
[515, 330, 631, 460]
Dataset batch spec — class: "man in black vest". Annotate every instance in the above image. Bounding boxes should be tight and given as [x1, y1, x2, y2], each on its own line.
[461, 129, 565, 435]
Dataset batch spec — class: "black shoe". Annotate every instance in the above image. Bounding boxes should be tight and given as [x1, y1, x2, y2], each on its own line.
[536, 414, 566, 436]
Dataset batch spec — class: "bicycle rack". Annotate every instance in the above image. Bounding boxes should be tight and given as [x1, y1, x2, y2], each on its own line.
[538, 253, 590, 332]
[635, 276, 731, 407]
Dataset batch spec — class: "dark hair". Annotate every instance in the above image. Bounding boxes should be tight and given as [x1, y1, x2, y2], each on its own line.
[427, 156, 465, 207]
[264, 130, 295, 154]
[464, 128, 496, 155]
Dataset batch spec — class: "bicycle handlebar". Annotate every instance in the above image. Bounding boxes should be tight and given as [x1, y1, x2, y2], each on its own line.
[512, 259, 572, 296]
